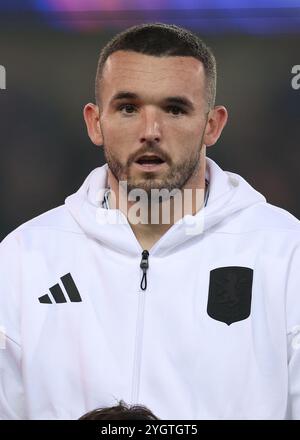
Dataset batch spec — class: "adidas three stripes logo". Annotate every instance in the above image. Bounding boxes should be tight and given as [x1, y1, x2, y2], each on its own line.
[39, 273, 82, 304]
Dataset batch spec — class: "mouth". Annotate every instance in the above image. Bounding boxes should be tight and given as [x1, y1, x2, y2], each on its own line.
[133, 154, 166, 172]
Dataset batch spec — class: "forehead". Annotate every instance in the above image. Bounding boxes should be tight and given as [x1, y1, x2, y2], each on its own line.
[100, 50, 206, 103]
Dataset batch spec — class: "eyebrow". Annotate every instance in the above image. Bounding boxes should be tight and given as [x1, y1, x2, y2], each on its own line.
[164, 96, 195, 111]
[110, 91, 195, 111]
[111, 91, 139, 102]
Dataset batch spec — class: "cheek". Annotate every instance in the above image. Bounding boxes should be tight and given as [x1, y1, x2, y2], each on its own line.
[167, 124, 203, 155]
[169, 117, 204, 137]
[102, 122, 136, 164]
[103, 118, 136, 145]
[102, 121, 122, 149]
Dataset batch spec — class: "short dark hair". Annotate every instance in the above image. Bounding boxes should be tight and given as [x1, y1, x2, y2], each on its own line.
[95, 23, 216, 110]
[78, 400, 159, 420]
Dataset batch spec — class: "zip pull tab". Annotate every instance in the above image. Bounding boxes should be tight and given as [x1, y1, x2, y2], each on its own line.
[140, 250, 149, 291]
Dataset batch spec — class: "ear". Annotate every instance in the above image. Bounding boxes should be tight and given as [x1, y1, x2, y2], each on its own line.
[83, 103, 103, 146]
[203, 105, 228, 147]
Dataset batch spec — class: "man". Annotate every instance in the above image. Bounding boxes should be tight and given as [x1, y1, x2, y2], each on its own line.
[0, 23, 300, 420]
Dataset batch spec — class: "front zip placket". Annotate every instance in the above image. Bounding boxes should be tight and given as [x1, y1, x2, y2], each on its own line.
[131, 249, 150, 404]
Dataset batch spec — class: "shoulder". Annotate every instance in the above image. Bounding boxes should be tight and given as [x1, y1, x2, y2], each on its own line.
[220, 201, 300, 237]
[1, 204, 83, 251]
[250, 202, 300, 231]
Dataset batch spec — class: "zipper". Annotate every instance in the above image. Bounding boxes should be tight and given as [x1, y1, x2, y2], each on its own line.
[140, 250, 149, 291]
[131, 249, 150, 404]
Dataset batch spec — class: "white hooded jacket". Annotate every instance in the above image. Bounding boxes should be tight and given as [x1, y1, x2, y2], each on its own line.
[1, 157, 300, 420]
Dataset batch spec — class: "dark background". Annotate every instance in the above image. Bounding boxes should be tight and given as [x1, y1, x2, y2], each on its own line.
[0, 5, 299, 240]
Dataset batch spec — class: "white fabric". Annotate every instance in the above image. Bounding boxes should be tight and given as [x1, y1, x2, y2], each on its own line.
[1, 157, 300, 419]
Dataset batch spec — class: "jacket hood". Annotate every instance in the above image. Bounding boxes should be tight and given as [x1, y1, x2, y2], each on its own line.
[65, 158, 266, 256]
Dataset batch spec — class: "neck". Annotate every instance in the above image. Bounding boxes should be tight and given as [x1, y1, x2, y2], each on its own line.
[107, 148, 207, 250]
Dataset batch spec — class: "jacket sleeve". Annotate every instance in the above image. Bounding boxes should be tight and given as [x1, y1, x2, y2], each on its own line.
[0, 233, 26, 419]
[0, 335, 25, 419]
[286, 243, 300, 419]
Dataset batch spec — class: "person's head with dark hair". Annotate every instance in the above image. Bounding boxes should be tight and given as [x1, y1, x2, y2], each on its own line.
[95, 22, 216, 110]
[78, 400, 159, 420]
[84, 22, 227, 205]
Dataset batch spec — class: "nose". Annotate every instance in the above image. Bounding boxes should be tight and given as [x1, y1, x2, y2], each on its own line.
[139, 107, 162, 145]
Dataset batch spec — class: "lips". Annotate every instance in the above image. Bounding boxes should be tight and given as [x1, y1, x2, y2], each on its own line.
[133, 153, 167, 173]
[135, 154, 165, 165]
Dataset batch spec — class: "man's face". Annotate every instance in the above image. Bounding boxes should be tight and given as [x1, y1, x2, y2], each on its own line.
[98, 51, 209, 195]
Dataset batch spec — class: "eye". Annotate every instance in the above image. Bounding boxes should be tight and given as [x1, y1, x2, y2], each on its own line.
[166, 105, 186, 115]
[118, 104, 137, 114]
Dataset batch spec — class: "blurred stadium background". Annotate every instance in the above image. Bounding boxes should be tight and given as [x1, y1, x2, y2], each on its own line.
[0, 0, 299, 240]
